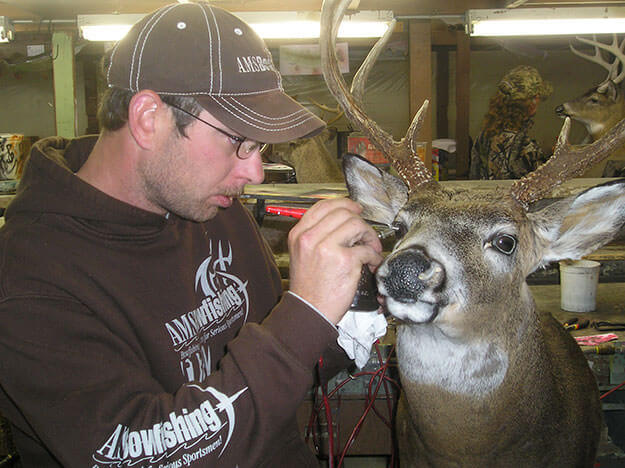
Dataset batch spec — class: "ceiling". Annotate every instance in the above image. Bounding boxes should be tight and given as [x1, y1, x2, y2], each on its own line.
[1, 0, 618, 21]
[1, 0, 624, 38]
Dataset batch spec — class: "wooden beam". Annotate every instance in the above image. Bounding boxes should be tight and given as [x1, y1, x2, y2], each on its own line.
[455, 30, 470, 179]
[436, 49, 449, 138]
[409, 20, 432, 170]
[52, 31, 76, 138]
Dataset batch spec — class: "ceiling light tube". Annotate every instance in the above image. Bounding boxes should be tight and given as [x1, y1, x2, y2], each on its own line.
[236, 11, 393, 39]
[77, 14, 144, 42]
[467, 7, 625, 37]
[77, 10, 393, 42]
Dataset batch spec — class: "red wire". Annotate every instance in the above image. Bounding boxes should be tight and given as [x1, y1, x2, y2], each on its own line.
[318, 357, 335, 468]
[309, 344, 401, 468]
[600, 379, 625, 400]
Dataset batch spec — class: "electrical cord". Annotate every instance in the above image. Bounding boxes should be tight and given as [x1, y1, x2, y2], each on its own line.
[308, 341, 400, 467]
[600, 380, 625, 400]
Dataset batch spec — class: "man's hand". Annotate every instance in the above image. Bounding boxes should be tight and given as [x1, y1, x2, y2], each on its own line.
[287, 198, 383, 325]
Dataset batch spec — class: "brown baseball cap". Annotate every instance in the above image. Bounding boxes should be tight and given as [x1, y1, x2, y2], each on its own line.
[105, 2, 325, 143]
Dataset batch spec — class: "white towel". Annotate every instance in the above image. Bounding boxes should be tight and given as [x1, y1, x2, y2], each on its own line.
[336, 310, 388, 369]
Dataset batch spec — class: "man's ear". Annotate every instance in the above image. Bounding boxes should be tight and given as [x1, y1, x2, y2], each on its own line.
[127, 90, 161, 150]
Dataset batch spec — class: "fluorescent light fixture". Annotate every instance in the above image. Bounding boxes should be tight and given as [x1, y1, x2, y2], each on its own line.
[77, 10, 393, 42]
[236, 11, 393, 39]
[467, 7, 625, 37]
[0, 16, 15, 43]
[77, 14, 144, 42]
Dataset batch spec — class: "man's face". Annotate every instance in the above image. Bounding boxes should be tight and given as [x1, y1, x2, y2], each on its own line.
[139, 107, 265, 222]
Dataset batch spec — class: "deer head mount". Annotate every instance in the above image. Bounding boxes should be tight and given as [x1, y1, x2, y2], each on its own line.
[320, 0, 625, 464]
[556, 34, 625, 144]
[343, 152, 623, 465]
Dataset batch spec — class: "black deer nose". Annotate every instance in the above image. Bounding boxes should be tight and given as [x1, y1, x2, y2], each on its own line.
[555, 104, 565, 116]
[380, 248, 438, 302]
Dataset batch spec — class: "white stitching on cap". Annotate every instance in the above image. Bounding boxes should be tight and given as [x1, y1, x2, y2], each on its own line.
[211, 88, 283, 96]
[213, 97, 317, 132]
[231, 97, 309, 121]
[198, 4, 214, 93]
[133, 3, 178, 91]
[106, 42, 120, 85]
[206, 5, 223, 94]
[215, 99, 311, 128]
[155, 87, 282, 97]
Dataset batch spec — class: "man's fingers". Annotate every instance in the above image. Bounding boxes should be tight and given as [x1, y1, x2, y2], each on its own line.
[293, 198, 362, 232]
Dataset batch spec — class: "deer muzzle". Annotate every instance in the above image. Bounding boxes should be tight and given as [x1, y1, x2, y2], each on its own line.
[554, 104, 569, 118]
[377, 247, 445, 303]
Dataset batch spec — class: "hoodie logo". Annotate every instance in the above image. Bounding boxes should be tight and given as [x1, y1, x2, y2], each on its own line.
[92, 385, 248, 466]
[164, 240, 249, 382]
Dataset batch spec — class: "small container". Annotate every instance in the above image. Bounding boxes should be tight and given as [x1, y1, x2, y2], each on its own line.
[559, 260, 601, 312]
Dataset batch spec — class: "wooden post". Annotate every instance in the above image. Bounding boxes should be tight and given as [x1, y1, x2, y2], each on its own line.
[436, 49, 449, 138]
[409, 20, 432, 170]
[455, 30, 470, 179]
[52, 31, 77, 138]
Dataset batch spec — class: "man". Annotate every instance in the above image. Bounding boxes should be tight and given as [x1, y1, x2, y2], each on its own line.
[470, 65, 553, 180]
[0, 3, 382, 467]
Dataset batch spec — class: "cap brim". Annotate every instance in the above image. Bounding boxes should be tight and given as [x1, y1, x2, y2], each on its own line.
[196, 91, 326, 144]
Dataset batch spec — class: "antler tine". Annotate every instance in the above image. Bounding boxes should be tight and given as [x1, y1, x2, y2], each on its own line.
[308, 97, 345, 127]
[571, 35, 614, 73]
[351, 17, 397, 106]
[572, 34, 625, 85]
[511, 116, 625, 208]
[320, 0, 434, 191]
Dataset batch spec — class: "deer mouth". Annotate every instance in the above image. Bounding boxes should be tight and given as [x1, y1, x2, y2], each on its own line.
[555, 104, 569, 118]
[378, 292, 441, 323]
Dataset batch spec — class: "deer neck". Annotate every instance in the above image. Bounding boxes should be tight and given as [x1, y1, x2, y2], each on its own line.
[396, 289, 537, 399]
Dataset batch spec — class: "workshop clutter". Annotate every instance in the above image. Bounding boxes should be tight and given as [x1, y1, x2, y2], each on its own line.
[560, 260, 601, 312]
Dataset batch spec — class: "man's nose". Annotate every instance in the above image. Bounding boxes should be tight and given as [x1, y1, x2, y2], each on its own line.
[240, 152, 265, 185]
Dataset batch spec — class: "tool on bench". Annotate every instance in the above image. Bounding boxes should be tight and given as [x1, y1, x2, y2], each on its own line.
[562, 317, 590, 331]
[591, 320, 625, 331]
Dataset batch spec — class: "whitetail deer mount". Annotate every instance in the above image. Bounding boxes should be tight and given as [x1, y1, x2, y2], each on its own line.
[266, 99, 344, 183]
[343, 153, 625, 466]
[321, 0, 625, 464]
[556, 35, 625, 176]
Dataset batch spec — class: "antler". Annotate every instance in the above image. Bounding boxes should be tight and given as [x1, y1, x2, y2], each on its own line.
[308, 97, 344, 127]
[511, 116, 625, 208]
[570, 34, 625, 85]
[319, 0, 434, 191]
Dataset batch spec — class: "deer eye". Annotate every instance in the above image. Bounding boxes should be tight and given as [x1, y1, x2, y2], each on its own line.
[491, 234, 517, 255]
[392, 221, 408, 240]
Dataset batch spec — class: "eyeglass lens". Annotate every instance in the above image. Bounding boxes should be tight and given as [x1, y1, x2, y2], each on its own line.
[238, 141, 269, 159]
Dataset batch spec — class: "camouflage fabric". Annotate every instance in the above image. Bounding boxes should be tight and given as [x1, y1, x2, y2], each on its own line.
[498, 65, 553, 102]
[470, 129, 549, 180]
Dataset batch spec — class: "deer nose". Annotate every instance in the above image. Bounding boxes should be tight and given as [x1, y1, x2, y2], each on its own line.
[555, 104, 566, 116]
[379, 248, 444, 302]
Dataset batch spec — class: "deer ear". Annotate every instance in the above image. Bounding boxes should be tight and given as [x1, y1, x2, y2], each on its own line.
[342, 153, 408, 223]
[529, 180, 625, 264]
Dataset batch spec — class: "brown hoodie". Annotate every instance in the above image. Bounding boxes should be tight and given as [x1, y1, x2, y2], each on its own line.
[0, 136, 347, 467]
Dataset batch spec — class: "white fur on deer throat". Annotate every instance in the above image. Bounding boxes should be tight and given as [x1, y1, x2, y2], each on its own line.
[397, 324, 509, 397]
[588, 121, 606, 137]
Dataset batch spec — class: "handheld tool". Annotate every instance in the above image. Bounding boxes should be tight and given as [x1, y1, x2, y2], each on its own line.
[265, 205, 399, 239]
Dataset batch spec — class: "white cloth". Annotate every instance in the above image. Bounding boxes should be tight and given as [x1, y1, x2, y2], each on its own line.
[336, 310, 388, 369]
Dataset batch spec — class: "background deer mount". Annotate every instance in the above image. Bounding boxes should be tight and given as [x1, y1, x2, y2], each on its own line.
[557, 34, 625, 178]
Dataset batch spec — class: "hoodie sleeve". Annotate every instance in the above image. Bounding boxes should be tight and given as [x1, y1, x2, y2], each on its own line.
[0, 290, 339, 467]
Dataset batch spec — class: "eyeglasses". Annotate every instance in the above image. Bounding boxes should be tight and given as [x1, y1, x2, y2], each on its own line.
[168, 103, 268, 160]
